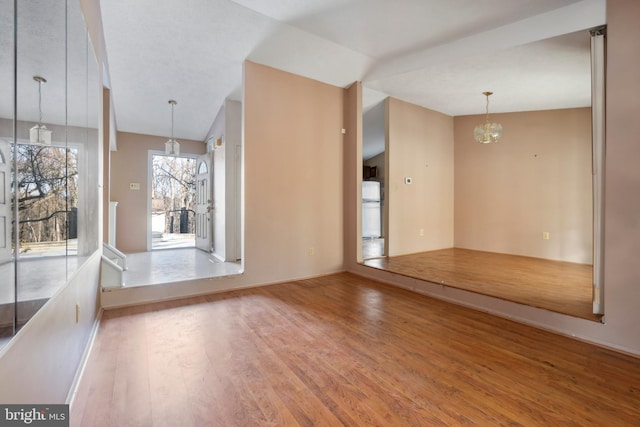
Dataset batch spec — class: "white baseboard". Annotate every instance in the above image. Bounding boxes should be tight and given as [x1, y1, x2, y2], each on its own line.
[66, 308, 104, 406]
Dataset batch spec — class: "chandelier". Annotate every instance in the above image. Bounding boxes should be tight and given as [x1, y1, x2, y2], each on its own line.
[473, 91, 502, 144]
[30, 76, 52, 145]
[165, 99, 180, 155]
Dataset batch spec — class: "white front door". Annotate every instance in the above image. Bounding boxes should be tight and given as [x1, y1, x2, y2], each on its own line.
[195, 154, 213, 252]
[0, 141, 10, 263]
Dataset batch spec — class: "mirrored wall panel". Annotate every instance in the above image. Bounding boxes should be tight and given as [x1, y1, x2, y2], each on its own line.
[0, 0, 99, 347]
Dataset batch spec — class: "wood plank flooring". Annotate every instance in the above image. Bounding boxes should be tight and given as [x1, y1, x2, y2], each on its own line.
[363, 248, 598, 321]
[71, 273, 639, 426]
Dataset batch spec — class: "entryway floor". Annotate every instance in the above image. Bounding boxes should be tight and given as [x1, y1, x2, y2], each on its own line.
[123, 248, 242, 287]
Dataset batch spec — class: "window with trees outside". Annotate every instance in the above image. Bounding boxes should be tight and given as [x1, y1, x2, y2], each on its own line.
[16, 145, 79, 256]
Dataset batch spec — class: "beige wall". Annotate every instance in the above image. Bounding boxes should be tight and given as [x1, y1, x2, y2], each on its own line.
[110, 132, 205, 253]
[344, 82, 362, 267]
[454, 108, 593, 264]
[601, 0, 640, 353]
[243, 61, 345, 280]
[386, 97, 454, 256]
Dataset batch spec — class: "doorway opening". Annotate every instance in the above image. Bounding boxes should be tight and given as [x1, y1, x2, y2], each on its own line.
[150, 153, 197, 250]
[362, 101, 386, 260]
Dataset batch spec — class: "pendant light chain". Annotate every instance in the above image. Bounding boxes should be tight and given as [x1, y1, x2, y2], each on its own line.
[33, 75, 47, 126]
[169, 99, 177, 140]
[38, 79, 43, 125]
[485, 93, 490, 124]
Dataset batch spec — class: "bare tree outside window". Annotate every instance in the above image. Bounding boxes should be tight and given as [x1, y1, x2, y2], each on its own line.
[14, 144, 78, 256]
[151, 154, 196, 249]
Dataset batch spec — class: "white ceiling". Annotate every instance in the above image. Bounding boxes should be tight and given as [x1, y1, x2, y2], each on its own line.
[98, 0, 605, 147]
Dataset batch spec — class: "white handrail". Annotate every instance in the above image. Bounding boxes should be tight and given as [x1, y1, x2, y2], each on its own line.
[103, 242, 127, 271]
[101, 255, 124, 288]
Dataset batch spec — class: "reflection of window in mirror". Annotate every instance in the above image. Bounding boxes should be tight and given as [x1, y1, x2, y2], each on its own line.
[0, 0, 100, 343]
[16, 144, 78, 257]
[0, 141, 10, 265]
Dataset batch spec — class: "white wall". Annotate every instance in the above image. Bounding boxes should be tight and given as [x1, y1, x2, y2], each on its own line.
[224, 100, 242, 262]
[207, 99, 242, 262]
[0, 253, 101, 403]
[209, 105, 226, 259]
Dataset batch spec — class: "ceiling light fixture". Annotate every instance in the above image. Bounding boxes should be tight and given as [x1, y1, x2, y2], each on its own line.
[165, 99, 180, 155]
[474, 91, 502, 144]
[30, 76, 52, 145]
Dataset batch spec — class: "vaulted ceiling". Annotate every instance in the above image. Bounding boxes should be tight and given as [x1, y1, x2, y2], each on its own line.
[99, 0, 605, 147]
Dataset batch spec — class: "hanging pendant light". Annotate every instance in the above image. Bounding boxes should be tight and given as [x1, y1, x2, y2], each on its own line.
[165, 99, 180, 155]
[30, 76, 52, 145]
[473, 91, 502, 144]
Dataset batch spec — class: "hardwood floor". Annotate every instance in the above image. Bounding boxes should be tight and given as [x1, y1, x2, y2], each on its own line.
[71, 273, 639, 426]
[363, 248, 598, 321]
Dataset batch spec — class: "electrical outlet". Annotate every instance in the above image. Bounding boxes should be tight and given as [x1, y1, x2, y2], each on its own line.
[308, 247, 315, 256]
[419, 228, 425, 236]
[129, 182, 140, 190]
[542, 232, 550, 240]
